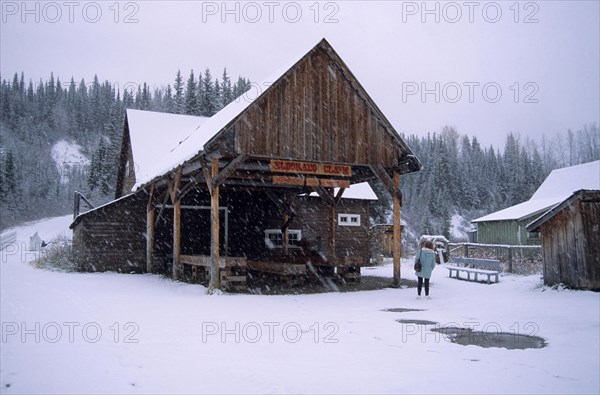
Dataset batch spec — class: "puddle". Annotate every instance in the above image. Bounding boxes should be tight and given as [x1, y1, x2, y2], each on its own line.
[396, 319, 438, 325]
[430, 327, 547, 349]
[382, 308, 424, 313]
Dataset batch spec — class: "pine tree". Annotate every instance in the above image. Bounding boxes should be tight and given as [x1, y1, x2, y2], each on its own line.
[163, 84, 174, 113]
[184, 70, 198, 115]
[221, 68, 233, 107]
[173, 70, 184, 114]
[200, 68, 215, 116]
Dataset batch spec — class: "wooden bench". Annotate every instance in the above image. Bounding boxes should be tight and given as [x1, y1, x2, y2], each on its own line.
[446, 257, 500, 284]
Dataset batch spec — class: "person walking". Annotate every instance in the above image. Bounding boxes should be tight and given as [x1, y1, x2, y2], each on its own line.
[414, 240, 436, 299]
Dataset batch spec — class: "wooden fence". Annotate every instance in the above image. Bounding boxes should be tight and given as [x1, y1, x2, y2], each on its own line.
[448, 242, 542, 273]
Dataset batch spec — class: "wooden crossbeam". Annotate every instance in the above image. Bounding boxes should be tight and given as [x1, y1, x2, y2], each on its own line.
[211, 154, 248, 190]
[369, 164, 402, 202]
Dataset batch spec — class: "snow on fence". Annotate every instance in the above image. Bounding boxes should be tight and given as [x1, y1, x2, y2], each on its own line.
[448, 242, 542, 274]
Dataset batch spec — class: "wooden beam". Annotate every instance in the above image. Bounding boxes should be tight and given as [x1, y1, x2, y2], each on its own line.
[334, 187, 346, 205]
[283, 212, 289, 255]
[211, 154, 248, 190]
[393, 171, 401, 287]
[208, 158, 221, 291]
[171, 168, 182, 280]
[369, 164, 402, 201]
[146, 183, 155, 273]
[173, 199, 181, 280]
[154, 188, 171, 227]
[328, 194, 336, 261]
[315, 187, 335, 205]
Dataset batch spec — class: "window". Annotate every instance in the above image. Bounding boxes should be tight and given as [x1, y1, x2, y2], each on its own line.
[264, 229, 302, 249]
[338, 214, 361, 227]
[527, 231, 540, 240]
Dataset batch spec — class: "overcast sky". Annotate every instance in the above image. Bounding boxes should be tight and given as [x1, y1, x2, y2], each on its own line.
[1, 0, 598, 149]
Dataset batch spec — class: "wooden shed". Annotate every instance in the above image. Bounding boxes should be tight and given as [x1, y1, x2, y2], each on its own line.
[71, 38, 422, 290]
[527, 189, 600, 290]
[473, 161, 600, 245]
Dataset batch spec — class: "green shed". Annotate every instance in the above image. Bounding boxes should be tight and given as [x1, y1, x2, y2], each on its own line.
[472, 160, 600, 245]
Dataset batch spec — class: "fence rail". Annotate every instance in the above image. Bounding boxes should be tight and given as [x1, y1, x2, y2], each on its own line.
[448, 242, 542, 273]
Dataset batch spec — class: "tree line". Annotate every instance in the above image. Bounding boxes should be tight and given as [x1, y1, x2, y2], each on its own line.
[1, 71, 598, 235]
[0, 70, 252, 228]
[370, 124, 599, 239]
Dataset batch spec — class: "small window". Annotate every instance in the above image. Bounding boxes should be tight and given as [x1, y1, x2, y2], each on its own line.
[264, 229, 302, 249]
[527, 231, 540, 240]
[338, 214, 361, 227]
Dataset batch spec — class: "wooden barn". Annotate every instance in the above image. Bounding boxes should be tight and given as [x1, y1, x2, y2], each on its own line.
[472, 161, 600, 245]
[70, 38, 422, 290]
[527, 189, 600, 290]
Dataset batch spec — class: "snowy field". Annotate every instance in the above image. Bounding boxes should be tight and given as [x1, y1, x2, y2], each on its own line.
[1, 215, 599, 394]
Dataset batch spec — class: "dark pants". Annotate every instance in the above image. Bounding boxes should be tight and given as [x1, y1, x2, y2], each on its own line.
[417, 276, 430, 296]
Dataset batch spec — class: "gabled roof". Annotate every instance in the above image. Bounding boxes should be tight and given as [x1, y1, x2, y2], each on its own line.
[126, 38, 421, 192]
[527, 189, 600, 232]
[473, 160, 600, 223]
[126, 109, 209, 188]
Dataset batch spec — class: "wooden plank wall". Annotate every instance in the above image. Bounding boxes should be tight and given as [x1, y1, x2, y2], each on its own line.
[234, 47, 398, 167]
[541, 196, 600, 289]
[72, 193, 147, 272]
[294, 197, 371, 262]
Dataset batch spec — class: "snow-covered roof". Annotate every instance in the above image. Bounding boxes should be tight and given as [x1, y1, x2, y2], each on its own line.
[308, 182, 378, 200]
[132, 40, 321, 190]
[473, 160, 600, 223]
[527, 189, 600, 232]
[126, 109, 208, 187]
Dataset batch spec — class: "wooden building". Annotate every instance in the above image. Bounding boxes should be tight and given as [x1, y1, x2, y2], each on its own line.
[70, 38, 422, 290]
[527, 190, 600, 290]
[473, 161, 600, 245]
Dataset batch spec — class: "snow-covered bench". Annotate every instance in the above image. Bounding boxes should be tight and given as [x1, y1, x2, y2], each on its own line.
[446, 257, 500, 284]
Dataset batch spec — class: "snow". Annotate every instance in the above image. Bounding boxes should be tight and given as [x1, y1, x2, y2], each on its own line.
[450, 214, 468, 241]
[308, 182, 378, 200]
[1, 216, 599, 394]
[126, 109, 209, 189]
[50, 140, 89, 184]
[473, 160, 600, 222]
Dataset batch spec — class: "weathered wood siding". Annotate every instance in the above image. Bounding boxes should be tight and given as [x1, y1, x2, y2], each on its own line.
[295, 197, 371, 262]
[477, 213, 543, 245]
[228, 46, 401, 167]
[541, 195, 600, 289]
[115, 122, 136, 199]
[72, 193, 147, 272]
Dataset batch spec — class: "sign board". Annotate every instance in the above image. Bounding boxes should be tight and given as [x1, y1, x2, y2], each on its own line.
[272, 176, 351, 188]
[270, 160, 352, 177]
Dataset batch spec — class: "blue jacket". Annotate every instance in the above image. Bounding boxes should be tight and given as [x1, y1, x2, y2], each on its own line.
[415, 247, 436, 279]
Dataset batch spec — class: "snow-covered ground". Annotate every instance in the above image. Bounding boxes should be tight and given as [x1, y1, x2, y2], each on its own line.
[1, 216, 599, 394]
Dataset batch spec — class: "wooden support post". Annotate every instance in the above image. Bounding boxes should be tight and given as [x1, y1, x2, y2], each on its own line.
[283, 212, 289, 255]
[464, 244, 469, 258]
[209, 158, 221, 290]
[173, 199, 181, 279]
[393, 172, 401, 286]
[328, 193, 336, 261]
[508, 247, 513, 273]
[146, 184, 155, 273]
[171, 169, 182, 280]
